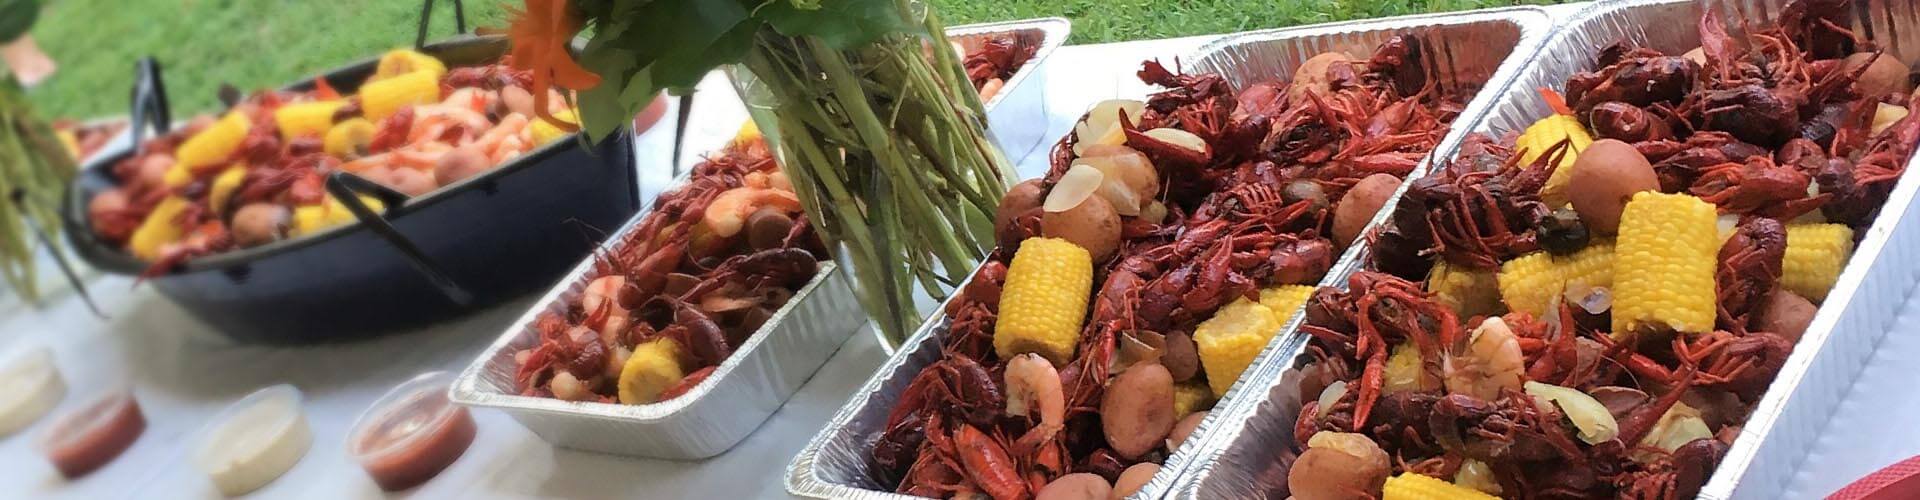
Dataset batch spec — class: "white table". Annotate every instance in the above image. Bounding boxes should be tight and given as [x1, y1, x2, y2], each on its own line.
[5, 29, 1918, 500]
[0, 35, 1217, 500]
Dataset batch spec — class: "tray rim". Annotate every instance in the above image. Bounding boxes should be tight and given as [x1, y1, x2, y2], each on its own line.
[783, 6, 1558, 499]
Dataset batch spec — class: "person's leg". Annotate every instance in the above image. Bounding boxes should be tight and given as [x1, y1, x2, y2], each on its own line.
[1, 34, 56, 87]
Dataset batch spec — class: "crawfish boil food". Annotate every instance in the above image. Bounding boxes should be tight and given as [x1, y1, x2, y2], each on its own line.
[87, 49, 581, 273]
[511, 133, 826, 405]
[1289, 3, 1920, 498]
[873, 34, 1472, 498]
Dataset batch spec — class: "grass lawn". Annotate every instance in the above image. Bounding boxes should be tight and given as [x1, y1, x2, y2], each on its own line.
[24, 0, 1554, 120]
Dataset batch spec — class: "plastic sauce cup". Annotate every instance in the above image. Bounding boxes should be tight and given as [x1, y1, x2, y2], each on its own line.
[192, 384, 312, 496]
[347, 372, 476, 491]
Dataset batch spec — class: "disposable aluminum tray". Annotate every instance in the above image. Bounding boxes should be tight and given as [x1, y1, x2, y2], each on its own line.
[449, 179, 864, 459]
[1169, 1, 1920, 499]
[785, 8, 1553, 499]
[951, 17, 1071, 159]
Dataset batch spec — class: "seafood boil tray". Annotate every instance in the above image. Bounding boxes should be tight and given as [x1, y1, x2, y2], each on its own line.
[6, 3, 1920, 499]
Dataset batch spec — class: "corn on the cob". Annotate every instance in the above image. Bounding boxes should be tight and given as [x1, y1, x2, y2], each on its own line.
[373, 49, 447, 82]
[1783, 223, 1854, 303]
[530, 108, 580, 146]
[1257, 285, 1315, 320]
[618, 338, 687, 404]
[995, 237, 1094, 365]
[129, 196, 190, 261]
[174, 111, 251, 170]
[1194, 298, 1282, 397]
[208, 165, 247, 214]
[1428, 260, 1503, 320]
[291, 195, 387, 238]
[1613, 192, 1718, 335]
[324, 118, 376, 159]
[1559, 240, 1616, 291]
[1384, 343, 1441, 393]
[360, 70, 442, 121]
[1514, 114, 1592, 208]
[1498, 252, 1562, 319]
[1172, 381, 1215, 417]
[733, 119, 762, 146]
[274, 100, 345, 141]
[1383, 472, 1500, 500]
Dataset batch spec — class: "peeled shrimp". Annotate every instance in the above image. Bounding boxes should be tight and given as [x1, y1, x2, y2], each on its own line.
[582, 275, 632, 345]
[1443, 317, 1526, 400]
[1004, 353, 1066, 444]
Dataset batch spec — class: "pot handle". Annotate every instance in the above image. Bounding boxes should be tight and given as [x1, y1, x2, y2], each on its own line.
[323, 172, 475, 306]
[415, 0, 467, 50]
[127, 57, 170, 148]
[671, 93, 695, 176]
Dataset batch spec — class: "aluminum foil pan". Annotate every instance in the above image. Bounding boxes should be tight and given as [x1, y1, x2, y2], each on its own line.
[1169, 1, 1920, 498]
[951, 17, 1071, 160]
[449, 177, 864, 459]
[785, 8, 1552, 499]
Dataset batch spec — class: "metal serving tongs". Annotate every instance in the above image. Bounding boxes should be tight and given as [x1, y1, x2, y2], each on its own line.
[323, 172, 475, 307]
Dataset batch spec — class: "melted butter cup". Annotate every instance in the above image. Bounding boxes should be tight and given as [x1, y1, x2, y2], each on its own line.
[0, 346, 65, 436]
[348, 372, 475, 491]
[193, 384, 312, 496]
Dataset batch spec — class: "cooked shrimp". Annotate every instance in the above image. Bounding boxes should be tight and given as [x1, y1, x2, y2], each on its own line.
[582, 275, 632, 344]
[550, 371, 594, 402]
[1443, 316, 1526, 400]
[1004, 353, 1066, 443]
[703, 187, 803, 237]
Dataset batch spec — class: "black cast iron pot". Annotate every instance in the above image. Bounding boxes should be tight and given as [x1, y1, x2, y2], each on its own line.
[61, 35, 641, 344]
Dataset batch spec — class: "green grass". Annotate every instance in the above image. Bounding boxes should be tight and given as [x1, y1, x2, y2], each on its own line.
[24, 0, 1553, 120]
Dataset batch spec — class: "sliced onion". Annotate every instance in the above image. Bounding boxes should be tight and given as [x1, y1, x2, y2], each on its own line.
[1524, 381, 1620, 445]
[1716, 214, 1740, 242]
[1316, 380, 1348, 413]
[1044, 164, 1104, 213]
[1144, 128, 1209, 155]
[1873, 103, 1910, 136]
[1454, 459, 1503, 495]
[1563, 283, 1613, 315]
[1082, 99, 1147, 141]
[1634, 402, 1712, 463]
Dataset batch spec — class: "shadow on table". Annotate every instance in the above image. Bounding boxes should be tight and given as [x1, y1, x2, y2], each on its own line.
[109, 284, 542, 402]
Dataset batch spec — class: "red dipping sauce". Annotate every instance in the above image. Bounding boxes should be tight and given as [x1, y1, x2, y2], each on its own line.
[348, 372, 475, 491]
[40, 388, 144, 478]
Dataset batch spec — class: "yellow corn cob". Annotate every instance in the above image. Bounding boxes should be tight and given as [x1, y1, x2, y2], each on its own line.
[1383, 343, 1441, 393]
[1495, 242, 1617, 319]
[373, 49, 447, 82]
[129, 196, 190, 261]
[56, 129, 80, 160]
[995, 237, 1094, 365]
[618, 338, 688, 404]
[324, 118, 376, 158]
[1428, 259, 1503, 320]
[1172, 381, 1215, 417]
[1194, 298, 1282, 397]
[1383, 472, 1501, 500]
[1257, 285, 1315, 320]
[1783, 223, 1855, 303]
[733, 119, 762, 146]
[1613, 192, 1718, 335]
[359, 69, 442, 121]
[1559, 240, 1616, 292]
[291, 195, 387, 238]
[530, 108, 580, 146]
[162, 162, 195, 189]
[1498, 252, 1562, 318]
[1515, 114, 1592, 208]
[208, 165, 247, 214]
[274, 100, 345, 141]
[175, 111, 251, 170]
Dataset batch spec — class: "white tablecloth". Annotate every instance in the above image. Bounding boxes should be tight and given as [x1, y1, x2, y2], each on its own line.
[6, 27, 1918, 500]
[0, 35, 1217, 500]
